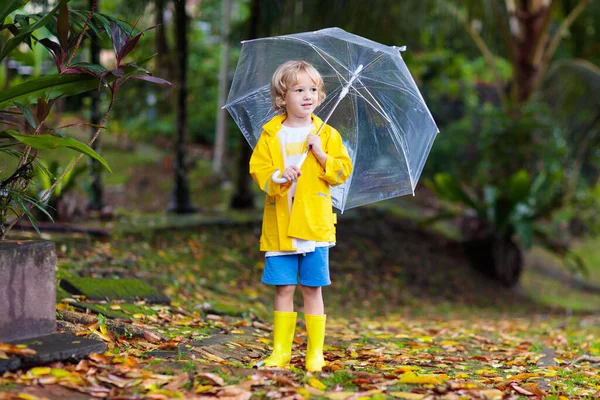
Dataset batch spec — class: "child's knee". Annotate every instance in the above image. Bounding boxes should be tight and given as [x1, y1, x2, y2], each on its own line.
[276, 284, 296, 297]
[299, 285, 321, 296]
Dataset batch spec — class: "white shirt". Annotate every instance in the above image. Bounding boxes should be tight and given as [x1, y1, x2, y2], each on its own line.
[265, 124, 335, 257]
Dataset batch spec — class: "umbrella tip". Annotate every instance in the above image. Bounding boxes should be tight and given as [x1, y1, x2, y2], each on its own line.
[396, 45, 407, 52]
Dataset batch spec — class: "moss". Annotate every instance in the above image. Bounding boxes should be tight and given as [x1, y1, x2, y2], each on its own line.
[60, 277, 170, 304]
[72, 302, 158, 320]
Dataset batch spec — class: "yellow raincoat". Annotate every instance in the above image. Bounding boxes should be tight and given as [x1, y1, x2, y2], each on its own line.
[250, 114, 353, 252]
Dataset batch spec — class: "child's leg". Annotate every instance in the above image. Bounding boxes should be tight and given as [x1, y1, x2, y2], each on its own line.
[261, 255, 300, 368]
[298, 248, 330, 372]
[299, 285, 323, 315]
[274, 285, 296, 312]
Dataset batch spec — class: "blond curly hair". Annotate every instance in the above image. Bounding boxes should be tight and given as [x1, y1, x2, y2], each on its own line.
[270, 60, 326, 111]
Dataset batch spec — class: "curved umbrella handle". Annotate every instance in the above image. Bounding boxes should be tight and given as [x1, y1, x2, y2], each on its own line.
[271, 152, 309, 184]
[271, 170, 288, 184]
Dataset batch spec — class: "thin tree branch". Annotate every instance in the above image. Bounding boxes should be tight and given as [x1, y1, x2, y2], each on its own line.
[493, 0, 517, 65]
[65, 0, 98, 68]
[532, 0, 557, 65]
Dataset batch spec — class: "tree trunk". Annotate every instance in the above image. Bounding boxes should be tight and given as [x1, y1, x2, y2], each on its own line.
[212, 0, 232, 175]
[87, 0, 104, 211]
[511, 1, 550, 102]
[463, 234, 523, 287]
[168, 0, 196, 214]
[230, 0, 260, 209]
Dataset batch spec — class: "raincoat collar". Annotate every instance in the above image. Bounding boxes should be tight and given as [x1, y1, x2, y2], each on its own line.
[262, 113, 324, 136]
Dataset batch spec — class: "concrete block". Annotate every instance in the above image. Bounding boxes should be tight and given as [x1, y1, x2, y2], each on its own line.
[0, 241, 56, 342]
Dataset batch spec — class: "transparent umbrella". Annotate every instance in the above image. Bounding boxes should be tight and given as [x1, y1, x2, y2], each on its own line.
[223, 27, 439, 212]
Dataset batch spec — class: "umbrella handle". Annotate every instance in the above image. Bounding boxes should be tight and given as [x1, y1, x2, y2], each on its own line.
[271, 170, 288, 184]
[271, 153, 309, 184]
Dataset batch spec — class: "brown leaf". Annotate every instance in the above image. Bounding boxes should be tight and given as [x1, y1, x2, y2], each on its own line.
[75, 359, 90, 372]
[163, 372, 189, 391]
[0, 343, 36, 356]
[511, 383, 534, 396]
[217, 386, 252, 400]
[144, 330, 163, 343]
[273, 375, 299, 387]
[197, 372, 226, 386]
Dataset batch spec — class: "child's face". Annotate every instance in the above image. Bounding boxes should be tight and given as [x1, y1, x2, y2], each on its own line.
[283, 72, 319, 121]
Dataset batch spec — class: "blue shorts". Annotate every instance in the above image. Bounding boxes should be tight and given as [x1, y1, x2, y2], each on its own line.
[262, 247, 331, 287]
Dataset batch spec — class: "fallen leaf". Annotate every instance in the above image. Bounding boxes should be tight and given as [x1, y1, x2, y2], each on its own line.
[197, 372, 225, 386]
[308, 377, 327, 390]
[478, 389, 504, 400]
[388, 392, 425, 399]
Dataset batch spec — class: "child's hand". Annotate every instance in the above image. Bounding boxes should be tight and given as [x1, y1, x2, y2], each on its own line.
[281, 166, 302, 181]
[307, 134, 325, 157]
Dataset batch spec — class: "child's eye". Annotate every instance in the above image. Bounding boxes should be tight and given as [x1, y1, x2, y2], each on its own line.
[311, 88, 318, 92]
[296, 89, 303, 92]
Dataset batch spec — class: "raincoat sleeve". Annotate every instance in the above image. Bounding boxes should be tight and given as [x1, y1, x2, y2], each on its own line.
[319, 127, 353, 187]
[249, 132, 291, 197]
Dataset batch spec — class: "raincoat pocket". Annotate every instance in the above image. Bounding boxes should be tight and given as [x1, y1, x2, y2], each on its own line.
[305, 192, 334, 229]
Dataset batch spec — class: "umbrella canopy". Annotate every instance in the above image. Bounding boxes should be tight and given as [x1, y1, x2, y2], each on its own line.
[223, 27, 439, 212]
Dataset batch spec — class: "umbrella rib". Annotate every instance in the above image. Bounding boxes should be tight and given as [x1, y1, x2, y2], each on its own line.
[281, 37, 350, 84]
[349, 85, 391, 123]
[360, 53, 386, 75]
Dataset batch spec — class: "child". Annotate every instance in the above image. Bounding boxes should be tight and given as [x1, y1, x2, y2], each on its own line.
[249, 60, 353, 372]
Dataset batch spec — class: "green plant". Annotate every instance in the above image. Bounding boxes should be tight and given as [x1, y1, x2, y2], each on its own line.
[28, 158, 86, 221]
[425, 168, 586, 286]
[0, 0, 172, 239]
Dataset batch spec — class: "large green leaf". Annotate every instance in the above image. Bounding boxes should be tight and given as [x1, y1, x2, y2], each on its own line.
[5, 130, 111, 173]
[0, 1, 70, 62]
[0, 73, 100, 109]
[0, 0, 27, 25]
[430, 172, 483, 215]
[506, 169, 531, 204]
[0, 59, 154, 109]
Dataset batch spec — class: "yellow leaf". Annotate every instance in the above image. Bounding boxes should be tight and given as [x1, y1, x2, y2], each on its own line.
[110, 305, 122, 310]
[388, 392, 425, 399]
[439, 341, 458, 346]
[326, 392, 355, 399]
[30, 367, 51, 376]
[454, 373, 469, 379]
[475, 369, 497, 375]
[418, 336, 433, 343]
[394, 366, 420, 372]
[558, 396, 569, 400]
[231, 329, 245, 334]
[17, 394, 41, 400]
[308, 377, 327, 390]
[195, 385, 213, 393]
[257, 338, 271, 344]
[50, 368, 70, 378]
[507, 373, 538, 381]
[296, 388, 311, 398]
[398, 371, 442, 385]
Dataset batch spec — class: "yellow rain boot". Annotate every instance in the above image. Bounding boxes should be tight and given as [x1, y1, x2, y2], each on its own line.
[305, 314, 326, 372]
[263, 311, 297, 367]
